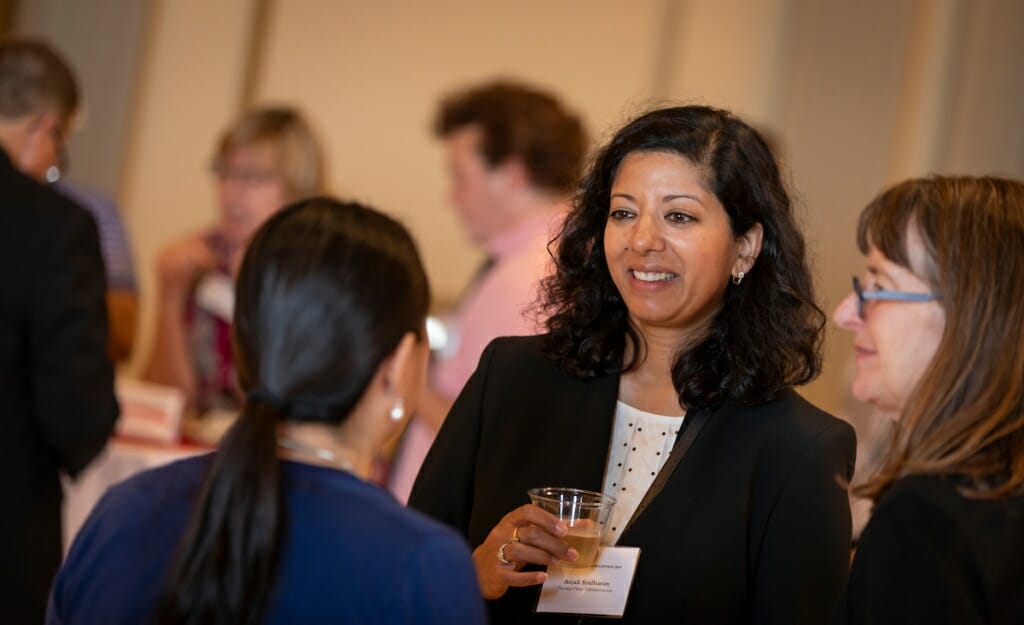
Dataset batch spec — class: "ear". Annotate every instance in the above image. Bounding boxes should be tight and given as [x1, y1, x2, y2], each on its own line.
[733, 222, 764, 275]
[378, 331, 427, 401]
[494, 157, 530, 193]
[28, 111, 61, 141]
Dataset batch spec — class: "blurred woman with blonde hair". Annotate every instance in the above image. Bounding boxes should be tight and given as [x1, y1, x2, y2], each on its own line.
[144, 106, 323, 413]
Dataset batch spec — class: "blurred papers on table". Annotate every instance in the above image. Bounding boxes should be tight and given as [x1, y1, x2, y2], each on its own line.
[114, 377, 185, 444]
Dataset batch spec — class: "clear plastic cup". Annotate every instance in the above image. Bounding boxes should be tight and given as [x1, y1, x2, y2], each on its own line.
[527, 487, 616, 568]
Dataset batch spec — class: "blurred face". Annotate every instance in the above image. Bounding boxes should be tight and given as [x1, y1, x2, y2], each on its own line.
[443, 125, 514, 245]
[214, 141, 290, 249]
[833, 228, 946, 415]
[604, 151, 753, 340]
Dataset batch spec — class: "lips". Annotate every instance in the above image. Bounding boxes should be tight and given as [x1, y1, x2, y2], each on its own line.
[853, 344, 876, 358]
[629, 269, 678, 283]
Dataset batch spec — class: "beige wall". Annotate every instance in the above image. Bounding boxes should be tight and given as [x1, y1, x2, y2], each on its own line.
[660, 0, 790, 124]
[255, 0, 664, 302]
[116, 0, 260, 370]
[16, 0, 1024, 418]
[942, 0, 1024, 177]
[775, 0, 920, 411]
[15, 0, 149, 195]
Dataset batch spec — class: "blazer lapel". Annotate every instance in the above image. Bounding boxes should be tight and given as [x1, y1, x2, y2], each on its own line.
[551, 371, 620, 494]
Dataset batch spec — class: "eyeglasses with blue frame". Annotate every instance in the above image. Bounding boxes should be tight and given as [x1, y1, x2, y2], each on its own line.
[852, 276, 939, 320]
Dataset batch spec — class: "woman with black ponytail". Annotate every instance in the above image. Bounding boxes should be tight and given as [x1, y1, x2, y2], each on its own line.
[48, 198, 486, 625]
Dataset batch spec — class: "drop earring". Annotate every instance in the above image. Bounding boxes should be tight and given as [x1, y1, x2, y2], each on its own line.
[732, 270, 745, 285]
[389, 398, 405, 422]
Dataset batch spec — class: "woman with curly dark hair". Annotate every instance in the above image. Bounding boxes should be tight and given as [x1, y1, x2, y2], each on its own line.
[411, 105, 856, 624]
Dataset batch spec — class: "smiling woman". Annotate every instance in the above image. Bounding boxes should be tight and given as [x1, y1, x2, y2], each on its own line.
[603, 151, 762, 341]
[410, 105, 856, 625]
[543, 106, 824, 409]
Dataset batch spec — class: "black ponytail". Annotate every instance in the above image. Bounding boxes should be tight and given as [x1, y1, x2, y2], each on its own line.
[156, 401, 283, 625]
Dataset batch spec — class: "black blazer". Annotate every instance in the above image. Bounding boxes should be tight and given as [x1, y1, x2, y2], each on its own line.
[0, 149, 118, 624]
[834, 474, 1024, 625]
[411, 335, 856, 625]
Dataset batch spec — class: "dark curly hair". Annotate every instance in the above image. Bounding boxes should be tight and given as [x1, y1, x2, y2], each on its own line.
[541, 105, 824, 410]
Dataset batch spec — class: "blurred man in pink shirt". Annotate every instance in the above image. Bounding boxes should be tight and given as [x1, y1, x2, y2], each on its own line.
[389, 81, 587, 502]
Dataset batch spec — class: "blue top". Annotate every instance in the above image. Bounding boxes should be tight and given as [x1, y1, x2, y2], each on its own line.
[48, 455, 487, 625]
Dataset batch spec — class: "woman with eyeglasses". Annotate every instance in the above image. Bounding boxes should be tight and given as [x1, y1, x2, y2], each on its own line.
[144, 107, 324, 415]
[48, 198, 486, 625]
[832, 176, 1024, 625]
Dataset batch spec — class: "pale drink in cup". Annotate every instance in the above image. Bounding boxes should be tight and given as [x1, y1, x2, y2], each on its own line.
[527, 487, 616, 568]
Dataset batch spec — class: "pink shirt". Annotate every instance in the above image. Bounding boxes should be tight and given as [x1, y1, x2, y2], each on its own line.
[389, 209, 564, 503]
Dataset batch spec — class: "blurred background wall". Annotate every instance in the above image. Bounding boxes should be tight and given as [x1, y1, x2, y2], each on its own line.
[7, 0, 1023, 419]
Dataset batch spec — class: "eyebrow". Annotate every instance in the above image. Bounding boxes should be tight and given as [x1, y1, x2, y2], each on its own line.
[610, 192, 704, 205]
[665, 193, 703, 205]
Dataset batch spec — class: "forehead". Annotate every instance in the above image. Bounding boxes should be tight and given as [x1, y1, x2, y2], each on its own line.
[445, 125, 485, 162]
[612, 150, 709, 190]
[224, 140, 281, 167]
[865, 220, 933, 280]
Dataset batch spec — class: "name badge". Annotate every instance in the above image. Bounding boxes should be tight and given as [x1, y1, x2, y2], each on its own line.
[535, 546, 641, 618]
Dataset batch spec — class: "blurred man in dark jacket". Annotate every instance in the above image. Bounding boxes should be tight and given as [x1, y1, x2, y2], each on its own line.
[0, 36, 118, 624]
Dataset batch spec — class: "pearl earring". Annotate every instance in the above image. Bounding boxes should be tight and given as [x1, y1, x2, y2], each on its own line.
[389, 398, 405, 422]
[732, 271, 745, 285]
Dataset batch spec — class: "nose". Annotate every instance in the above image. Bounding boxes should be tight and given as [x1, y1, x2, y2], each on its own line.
[217, 172, 247, 201]
[833, 291, 861, 331]
[629, 213, 664, 253]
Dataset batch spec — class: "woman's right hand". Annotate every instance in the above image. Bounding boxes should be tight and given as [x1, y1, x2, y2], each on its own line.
[156, 233, 216, 301]
[471, 504, 579, 600]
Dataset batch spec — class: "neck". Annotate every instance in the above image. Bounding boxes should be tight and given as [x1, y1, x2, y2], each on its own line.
[482, 192, 567, 254]
[510, 187, 567, 221]
[620, 323, 704, 415]
[276, 422, 372, 479]
[629, 324, 698, 375]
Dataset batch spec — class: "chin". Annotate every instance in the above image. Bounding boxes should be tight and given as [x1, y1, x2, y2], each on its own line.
[850, 377, 878, 406]
[218, 226, 247, 247]
[852, 384, 903, 417]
